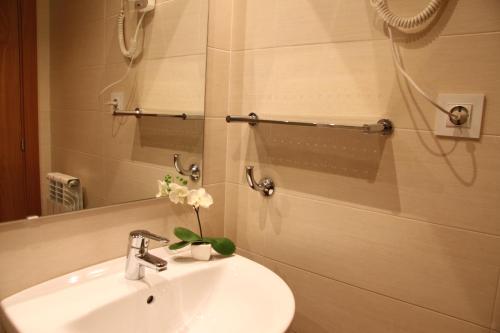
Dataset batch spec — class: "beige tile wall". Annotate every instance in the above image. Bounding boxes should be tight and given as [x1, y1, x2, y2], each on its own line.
[48, 0, 207, 211]
[221, 0, 500, 332]
[239, 248, 491, 333]
[4, 2, 500, 333]
[204, 0, 232, 185]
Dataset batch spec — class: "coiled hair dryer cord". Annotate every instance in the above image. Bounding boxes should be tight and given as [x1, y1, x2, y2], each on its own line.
[100, 1, 147, 95]
[370, 0, 457, 120]
[118, 9, 146, 59]
[370, 0, 445, 30]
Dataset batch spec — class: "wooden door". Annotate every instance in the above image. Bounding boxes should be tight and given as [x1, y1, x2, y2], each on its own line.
[0, 0, 40, 222]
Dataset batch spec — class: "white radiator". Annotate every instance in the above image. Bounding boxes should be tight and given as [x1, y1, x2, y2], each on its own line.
[46, 172, 83, 214]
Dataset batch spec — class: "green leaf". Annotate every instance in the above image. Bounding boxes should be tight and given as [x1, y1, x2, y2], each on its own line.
[168, 241, 190, 251]
[192, 240, 211, 245]
[204, 237, 236, 256]
[174, 227, 201, 242]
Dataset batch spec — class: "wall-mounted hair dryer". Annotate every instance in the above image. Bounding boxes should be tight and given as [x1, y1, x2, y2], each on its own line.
[118, 0, 155, 60]
[99, 0, 155, 95]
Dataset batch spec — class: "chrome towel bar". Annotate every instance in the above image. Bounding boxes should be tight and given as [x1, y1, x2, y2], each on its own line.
[108, 99, 203, 120]
[113, 108, 188, 119]
[226, 113, 393, 135]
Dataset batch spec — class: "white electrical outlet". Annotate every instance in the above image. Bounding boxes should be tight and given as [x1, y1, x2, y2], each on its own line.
[445, 103, 472, 128]
[130, 0, 155, 12]
[434, 94, 485, 139]
[110, 92, 125, 111]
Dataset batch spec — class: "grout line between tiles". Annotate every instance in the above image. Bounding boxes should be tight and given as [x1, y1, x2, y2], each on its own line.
[207, 46, 231, 53]
[230, 31, 500, 53]
[241, 248, 493, 331]
[489, 268, 500, 330]
[140, 52, 206, 62]
[52, 146, 182, 172]
[200, 5, 210, 190]
[393, 127, 500, 139]
[204, 181, 225, 187]
[224, 35, 236, 183]
[227, 182, 500, 240]
[232, 37, 387, 53]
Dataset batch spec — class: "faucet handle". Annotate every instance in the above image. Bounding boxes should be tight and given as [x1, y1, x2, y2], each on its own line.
[129, 230, 169, 249]
[130, 230, 169, 242]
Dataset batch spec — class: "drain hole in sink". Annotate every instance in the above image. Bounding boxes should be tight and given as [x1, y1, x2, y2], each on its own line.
[146, 295, 154, 304]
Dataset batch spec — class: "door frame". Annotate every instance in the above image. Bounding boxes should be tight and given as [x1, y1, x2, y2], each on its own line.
[19, 0, 41, 216]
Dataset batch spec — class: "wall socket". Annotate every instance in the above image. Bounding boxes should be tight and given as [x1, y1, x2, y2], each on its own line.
[129, 0, 156, 12]
[110, 92, 125, 111]
[445, 104, 472, 128]
[434, 94, 485, 139]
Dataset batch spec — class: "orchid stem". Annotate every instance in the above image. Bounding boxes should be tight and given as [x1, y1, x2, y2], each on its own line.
[194, 207, 203, 239]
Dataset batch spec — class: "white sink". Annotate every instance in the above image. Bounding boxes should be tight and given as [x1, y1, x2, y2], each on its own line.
[0, 248, 294, 333]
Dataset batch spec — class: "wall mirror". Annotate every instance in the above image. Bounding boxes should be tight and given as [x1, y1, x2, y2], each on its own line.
[0, 0, 208, 222]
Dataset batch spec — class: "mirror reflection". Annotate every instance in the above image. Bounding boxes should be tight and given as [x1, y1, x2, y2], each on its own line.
[0, 0, 208, 222]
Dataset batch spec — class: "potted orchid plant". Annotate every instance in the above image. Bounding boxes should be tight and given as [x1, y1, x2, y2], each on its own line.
[157, 175, 235, 260]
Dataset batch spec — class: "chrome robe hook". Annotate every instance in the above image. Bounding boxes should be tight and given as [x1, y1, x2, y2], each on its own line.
[246, 166, 275, 197]
[173, 154, 201, 181]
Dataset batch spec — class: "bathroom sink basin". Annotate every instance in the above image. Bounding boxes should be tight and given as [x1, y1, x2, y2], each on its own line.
[0, 248, 294, 333]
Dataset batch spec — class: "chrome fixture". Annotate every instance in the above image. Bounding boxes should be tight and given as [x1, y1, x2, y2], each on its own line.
[108, 99, 203, 120]
[174, 154, 201, 181]
[226, 113, 394, 135]
[246, 166, 275, 197]
[125, 230, 169, 280]
[448, 105, 470, 125]
[114, 107, 188, 119]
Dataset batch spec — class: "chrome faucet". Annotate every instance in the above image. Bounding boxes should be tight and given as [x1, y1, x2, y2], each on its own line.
[125, 230, 169, 280]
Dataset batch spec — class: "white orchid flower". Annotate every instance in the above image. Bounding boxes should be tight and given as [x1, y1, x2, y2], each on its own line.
[187, 188, 213, 209]
[168, 183, 190, 204]
[156, 180, 169, 198]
